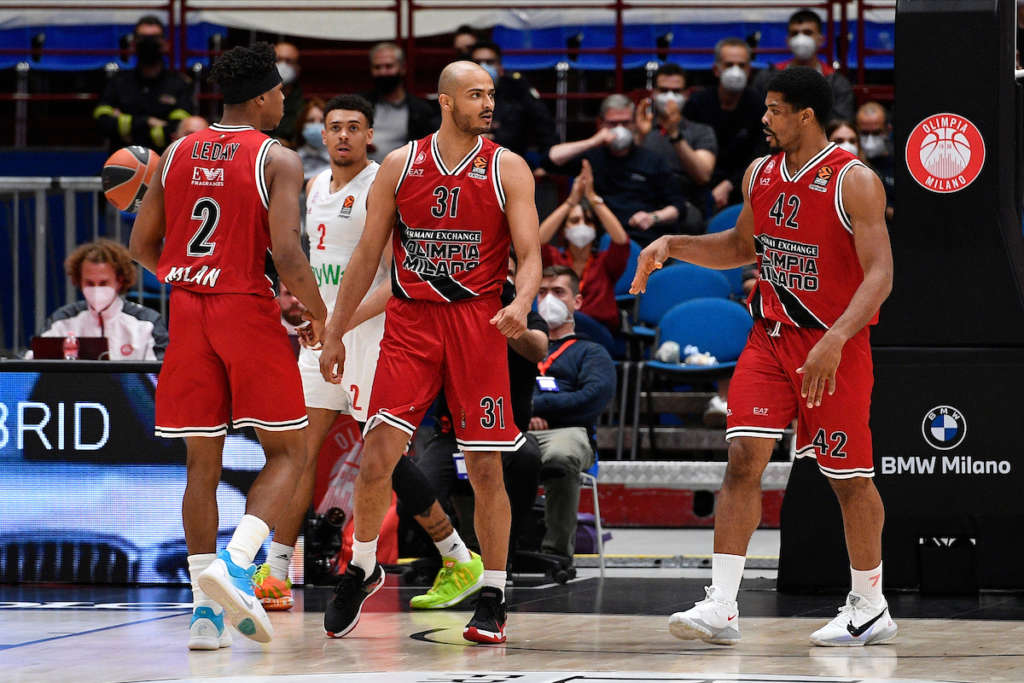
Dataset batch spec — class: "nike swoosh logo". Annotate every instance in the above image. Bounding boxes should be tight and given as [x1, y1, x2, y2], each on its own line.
[239, 592, 257, 611]
[847, 606, 886, 637]
[727, 614, 736, 621]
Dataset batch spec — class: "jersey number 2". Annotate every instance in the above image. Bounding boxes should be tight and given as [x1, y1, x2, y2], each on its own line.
[187, 197, 221, 257]
[769, 193, 800, 229]
[430, 186, 461, 219]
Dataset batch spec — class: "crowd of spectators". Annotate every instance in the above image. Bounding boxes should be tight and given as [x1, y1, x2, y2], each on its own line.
[65, 9, 897, 566]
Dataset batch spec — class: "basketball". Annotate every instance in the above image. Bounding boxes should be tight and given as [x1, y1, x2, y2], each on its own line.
[101, 145, 160, 214]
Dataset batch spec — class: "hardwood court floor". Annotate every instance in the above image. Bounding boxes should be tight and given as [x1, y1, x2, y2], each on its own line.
[2, 577, 1023, 682]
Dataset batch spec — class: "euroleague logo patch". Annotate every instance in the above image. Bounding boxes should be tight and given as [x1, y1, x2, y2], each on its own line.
[921, 405, 967, 451]
[468, 155, 488, 180]
[809, 165, 833, 193]
[339, 194, 355, 218]
[906, 113, 985, 194]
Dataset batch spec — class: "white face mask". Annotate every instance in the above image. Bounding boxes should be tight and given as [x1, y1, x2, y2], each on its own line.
[83, 285, 118, 313]
[835, 141, 858, 156]
[537, 293, 570, 328]
[653, 91, 685, 116]
[720, 65, 748, 92]
[564, 223, 596, 248]
[860, 133, 887, 158]
[276, 61, 297, 85]
[788, 33, 818, 61]
[608, 125, 633, 152]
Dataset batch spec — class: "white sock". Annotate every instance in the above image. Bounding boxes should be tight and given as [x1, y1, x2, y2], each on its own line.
[482, 569, 506, 596]
[351, 536, 378, 575]
[435, 530, 472, 564]
[851, 562, 884, 605]
[187, 553, 220, 611]
[268, 541, 294, 581]
[226, 514, 270, 568]
[711, 552, 746, 603]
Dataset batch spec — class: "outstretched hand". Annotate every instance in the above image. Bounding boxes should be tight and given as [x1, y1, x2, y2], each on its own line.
[629, 236, 672, 294]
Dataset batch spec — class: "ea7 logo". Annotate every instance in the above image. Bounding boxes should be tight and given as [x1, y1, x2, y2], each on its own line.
[191, 167, 224, 186]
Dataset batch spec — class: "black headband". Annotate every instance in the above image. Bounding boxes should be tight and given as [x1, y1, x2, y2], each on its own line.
[221, 67, 282, 105]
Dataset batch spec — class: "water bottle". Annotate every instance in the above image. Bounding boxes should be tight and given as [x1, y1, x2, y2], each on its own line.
[62, 334, 79, 360]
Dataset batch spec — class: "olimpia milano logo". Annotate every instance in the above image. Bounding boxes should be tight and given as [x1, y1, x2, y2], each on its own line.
[921, 405, 966, 451]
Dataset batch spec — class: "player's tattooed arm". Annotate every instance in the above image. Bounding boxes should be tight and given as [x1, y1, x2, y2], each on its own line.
[129, 153, 169, 274]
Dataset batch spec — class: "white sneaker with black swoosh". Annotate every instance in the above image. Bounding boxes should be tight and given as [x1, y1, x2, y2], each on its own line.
[198, 550, 274, 643]
[810, 592, 897, 647]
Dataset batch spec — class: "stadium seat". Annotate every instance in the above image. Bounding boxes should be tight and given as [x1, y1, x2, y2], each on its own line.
[574, 311, 617, 356]
[578, 452, 604, 577]
[492, 26, 568, 71]
[630, 297, 753, 457]
[706, 203, 742, 234]
[567, 24, 657, 71]
[629, 264, 731, 343]
[597, 234, 643, 305]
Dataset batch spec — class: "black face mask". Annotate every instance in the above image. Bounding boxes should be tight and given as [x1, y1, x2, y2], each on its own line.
[373, 74, 402, 94]
[136, 36, 163, 66]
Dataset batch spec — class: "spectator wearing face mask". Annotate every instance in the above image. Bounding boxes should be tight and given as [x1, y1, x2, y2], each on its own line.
[361, 42, 440, 162]
[93, 15, 191, 153]
[530, 266, 616, 561]
[752, 10, 854, 122]
[34, 239, 167, 360]
[856, 101, 895, 221]
[636, 62, 718, 231]
[548, 94, 689, 246]
[539, 160, 629, 333]
[826, 119, 861, 158]
[272, 41, 305, 146]
[453, 24, 479, 60]
[470, 41, 558, 168]
[683, 38, 768, 211]
[293, 97, 330, 183]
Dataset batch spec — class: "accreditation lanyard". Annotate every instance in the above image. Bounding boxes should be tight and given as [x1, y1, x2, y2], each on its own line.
[537, 339, 577, 376]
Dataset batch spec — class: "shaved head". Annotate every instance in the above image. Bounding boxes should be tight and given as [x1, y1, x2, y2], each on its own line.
[438, 60, 490, 96]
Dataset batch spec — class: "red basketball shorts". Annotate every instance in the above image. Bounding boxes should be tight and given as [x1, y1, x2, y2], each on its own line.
[365, 294, 523, 452]
[725, 319, 875, 478]
[155, 289, 308, 437]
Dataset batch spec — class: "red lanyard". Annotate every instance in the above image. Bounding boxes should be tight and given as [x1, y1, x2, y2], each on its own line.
[538, 339, 576, 376]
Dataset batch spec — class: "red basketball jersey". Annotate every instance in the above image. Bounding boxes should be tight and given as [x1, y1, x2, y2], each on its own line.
[746, 142, 879, 329]
[392, 133, 510, 302]
[157, 123, 277, 297]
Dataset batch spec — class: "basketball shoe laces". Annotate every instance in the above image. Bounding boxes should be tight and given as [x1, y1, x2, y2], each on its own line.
[431, 561, 468, 593]
[253, 564, 286, 597]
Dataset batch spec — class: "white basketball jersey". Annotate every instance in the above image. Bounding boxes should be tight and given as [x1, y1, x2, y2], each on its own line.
[305, 162, 387, 311]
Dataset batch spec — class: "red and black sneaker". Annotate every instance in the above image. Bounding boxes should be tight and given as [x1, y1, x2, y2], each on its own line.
[463, 586, 507, 643]
[324, 562, 385, 638]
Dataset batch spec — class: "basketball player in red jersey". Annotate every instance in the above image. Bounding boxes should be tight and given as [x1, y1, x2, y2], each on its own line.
[317, 60, 542, 643]
[129, 43, 328, 649]
[631, 67, 895, 647]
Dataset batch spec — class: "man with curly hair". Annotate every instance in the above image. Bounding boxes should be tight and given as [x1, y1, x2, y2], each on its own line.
[35, 239, 167, 360]
[130, 42, 328, 649]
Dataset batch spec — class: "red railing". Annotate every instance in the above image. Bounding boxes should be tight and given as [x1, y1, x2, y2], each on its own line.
[3, 1, 894, 117]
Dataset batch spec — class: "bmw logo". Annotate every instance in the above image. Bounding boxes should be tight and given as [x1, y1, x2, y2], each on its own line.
[921, 405, 967, 451]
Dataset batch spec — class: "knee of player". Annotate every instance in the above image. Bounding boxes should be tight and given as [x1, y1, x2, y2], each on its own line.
[359, 453, 400, 484]
[724, 441, 770, 484]
[827, 474, 876, 501]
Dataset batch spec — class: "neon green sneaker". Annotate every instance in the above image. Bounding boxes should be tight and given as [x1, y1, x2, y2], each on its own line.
[410, 551, 484, 609]
[253, 563, 294, 611]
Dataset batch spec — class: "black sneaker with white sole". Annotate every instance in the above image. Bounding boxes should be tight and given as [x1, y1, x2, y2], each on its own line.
[463, 586, 507, 643]
[324, 562, 385, 638]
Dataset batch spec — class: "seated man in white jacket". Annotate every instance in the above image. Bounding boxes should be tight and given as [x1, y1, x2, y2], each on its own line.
[36, 239, 168, 360]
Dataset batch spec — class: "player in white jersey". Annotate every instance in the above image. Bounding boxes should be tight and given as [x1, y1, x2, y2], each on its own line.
[253, 95, 391, 609]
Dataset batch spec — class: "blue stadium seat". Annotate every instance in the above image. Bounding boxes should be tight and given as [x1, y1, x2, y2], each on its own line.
[567, 24, 657, 71]
[706, 203, 742, 234]
[631, 263, 731, 341]
[573, 311, 616, 356]
[492, 26, 567, 71]
[630, 297, 753, 456]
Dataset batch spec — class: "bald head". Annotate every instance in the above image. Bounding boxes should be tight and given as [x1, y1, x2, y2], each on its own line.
[438, 60, 490, 96]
